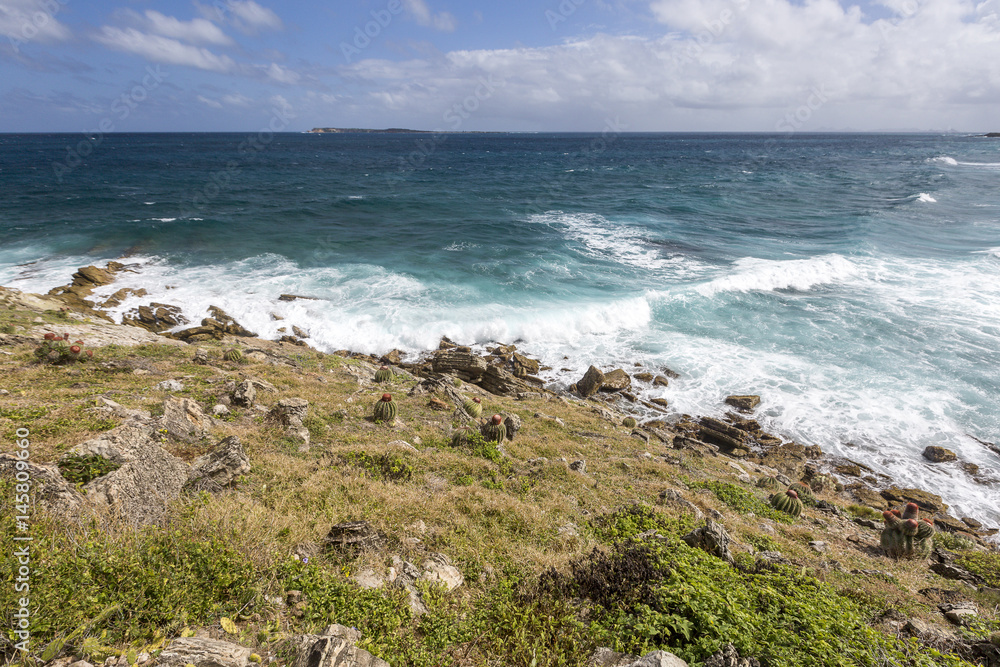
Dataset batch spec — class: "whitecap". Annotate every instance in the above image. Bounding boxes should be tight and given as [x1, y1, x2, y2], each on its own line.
[695, 254, 859, 295]
[916, 193, 936, 203]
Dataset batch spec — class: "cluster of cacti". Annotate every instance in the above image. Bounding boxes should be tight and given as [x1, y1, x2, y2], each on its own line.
[622, 416, 637, 428]
[373, 393, 397, 422]
[224, 348, 243, 363]
[481, 414, 506, 443]
[792, 480, 816, 505]
[880, 503, 935, 559]
[451, 426, 475, 447]
[769, 488, 803, 518]
[756, 476, 783, 491]
[374, 365, 393, 383]
[463, 397, 483, 418]
[34, 333, 93, 364]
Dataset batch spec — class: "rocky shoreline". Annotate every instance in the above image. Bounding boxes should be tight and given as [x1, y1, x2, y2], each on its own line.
[4, 260, 999, 545]
[3, 260, 1000, 667]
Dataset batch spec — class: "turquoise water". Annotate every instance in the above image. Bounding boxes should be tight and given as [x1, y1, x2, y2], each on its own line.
[1, 132, 998, 528]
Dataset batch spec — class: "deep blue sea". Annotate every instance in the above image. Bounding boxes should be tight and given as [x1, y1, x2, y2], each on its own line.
[1, 132, 998, 528]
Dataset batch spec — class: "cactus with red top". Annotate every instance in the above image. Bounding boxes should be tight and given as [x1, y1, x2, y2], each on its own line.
[463, 397, 483, 419]
[374, 366, 393, 383]
[769, 488, 804, 518]
[880, 503, 934, 559]
[373, 393, 397, 422]
[481, 414, 506, 443]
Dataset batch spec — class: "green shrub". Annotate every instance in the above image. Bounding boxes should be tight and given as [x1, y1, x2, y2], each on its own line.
[592, 504, 698, 543]
[57, 454, 121, 485]
[339, 451, 413, 483]
[957, 552, 1000, 588]
[688, 480, 795, 524]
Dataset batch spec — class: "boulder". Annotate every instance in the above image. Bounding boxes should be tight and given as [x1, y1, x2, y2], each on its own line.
[503, 413, 523, 441]
[292, 325, 309, 339]
[600, 369, 631, 392]
[324, 521, 383, 554]
[0, 454, 84, 516]
[188, 436, 251, 491]
[633, 372, 654, 383]
[511, 352, 540, 377]
[267, 398, 311, 448]
[123, 303, 187, 333]
[682, 519, 733, 563]
[72, 265, 116, 288]
[157, 637, 250, 667]
[431, 349, 487, 381]
[479, 365, 536, 396]
[231, 379, 256, 408]
[420, 553, 464, 591]
[160, 397, 212, 442]
[208, 306, 257, 337]
[703, 644, 760, 667]
[922, 446, 958, 463]
[881, 487, 946, 513]
[652, 375, 670, 387]
[576, 366, 605, 398]
[292, 624, 390, 667]
[587, 647, 639, 667]
[627, 651, 688, 667]
[725, 395, 760, 412]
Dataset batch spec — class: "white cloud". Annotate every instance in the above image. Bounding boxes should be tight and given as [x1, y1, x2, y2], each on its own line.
[94, 27, 236, 73]
[142, 10, 234, 46]
[197, 0, 284, 33]
[197, 94, 223, 108]
[335, 0, 1000, 130]
[402, 0, 458, 32]
[0, 0, 72, 44]
[222, 92, 253, 106]
[263, 62, 300, 84]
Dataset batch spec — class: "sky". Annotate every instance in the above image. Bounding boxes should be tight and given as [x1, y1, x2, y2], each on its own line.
[0, 0, 998, 132]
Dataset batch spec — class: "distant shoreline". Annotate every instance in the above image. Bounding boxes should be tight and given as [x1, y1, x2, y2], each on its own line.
[307, 127, 504, 134]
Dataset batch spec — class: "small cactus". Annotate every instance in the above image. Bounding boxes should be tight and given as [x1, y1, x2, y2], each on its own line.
[622, 416, 637, 428]
[880, 503, 934, 559]
[451, 426, 476, 447]
[481, 414, 506, 443]
[373, 393, 397, 422]
[463, 397, 483, 418]
[224, 348, 243, 363]
[769, 488, 803, 518]
[792, 480, 816, 505]
[756, 476, 783, 490]
[374, 365, 393, 383]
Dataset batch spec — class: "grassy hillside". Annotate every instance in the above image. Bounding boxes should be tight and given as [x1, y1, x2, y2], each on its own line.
[1, 295, 999, 667]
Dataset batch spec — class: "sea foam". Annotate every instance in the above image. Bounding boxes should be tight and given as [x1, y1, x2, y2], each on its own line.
[696, 254, 859, 295]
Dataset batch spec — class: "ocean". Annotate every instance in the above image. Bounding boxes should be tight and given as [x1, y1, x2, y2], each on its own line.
[1, 131, 998, 530]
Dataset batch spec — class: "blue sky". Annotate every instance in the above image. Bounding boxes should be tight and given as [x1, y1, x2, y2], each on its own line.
[1, 0, 998, 132]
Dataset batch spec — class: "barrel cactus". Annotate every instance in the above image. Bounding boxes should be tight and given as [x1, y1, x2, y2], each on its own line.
[374, 365, 393, 383]
[451, 426, 476, 447]
[373, 393, 397, 422]
[756, 476, 783, 491]
[880, 503, 935, 559]
[224, 348, 243, 363]
[622, 416, 637, 428]
[792, 480, 816, 505]
[481, 414, 506, 443]
[770, 488, 803, 518]
[463, 397, 483, 418]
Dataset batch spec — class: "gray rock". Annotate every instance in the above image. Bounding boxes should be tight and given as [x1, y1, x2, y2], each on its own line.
[577, 366, 605, 397]
[600, 369, 632, 392]
[627, 651, 688, 667]
[160, 397, 212, 442]
[292, 624, 389, 667]
[188, 436, 250, 491]
[84, 446, 190, 527]
[503, 413, 523, 441]
[231, 379, 256, 408]
[268, 398, 309, 426]
[156, 379, 185, 392]
[569, 459, 587, 473]
[725, 395, 760, 412]
[0, 454, 84, 516]
[940, 602, 978, 626]
[193, 348, 210, 365]
[682, 519, 733, 563]
[92, 396, 151, 421]
[213, 404, 230, 416]
[703, 644, 759, 667]
[421, 553, 464, 591]
[809, 541, 829, 553]
[587, 648, 639, 667]
[157, 637, 251, 667]
[324, 521, 383, 554]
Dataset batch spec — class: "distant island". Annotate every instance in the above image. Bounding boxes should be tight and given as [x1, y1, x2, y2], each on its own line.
[985, 132, 1000, 137]
[308, 127, 502, 134]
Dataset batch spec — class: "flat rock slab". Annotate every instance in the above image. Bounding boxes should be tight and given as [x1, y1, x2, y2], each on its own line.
[158, 637, 251, 667]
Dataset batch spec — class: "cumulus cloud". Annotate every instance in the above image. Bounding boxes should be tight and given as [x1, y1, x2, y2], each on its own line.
[94, 27, 236, 73]
[402, 0, 458, 32]
[0, 0, 72, 45]
[263, 62, 300, 84]
[197, 94, 223, 108]
[196, 0, 284, 33]
[141, 10, 234, 46]
[336, 0, 1000, 130]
